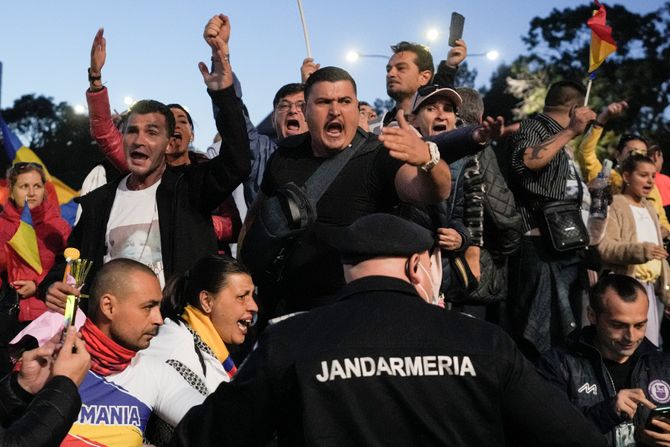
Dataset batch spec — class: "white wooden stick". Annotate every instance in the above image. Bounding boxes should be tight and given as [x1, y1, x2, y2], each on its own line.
[296, 0, 312, 58]
[584, 78, 592, 107]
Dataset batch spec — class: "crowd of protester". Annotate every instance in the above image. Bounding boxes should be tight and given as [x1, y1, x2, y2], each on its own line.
[0, 11, 669, 447]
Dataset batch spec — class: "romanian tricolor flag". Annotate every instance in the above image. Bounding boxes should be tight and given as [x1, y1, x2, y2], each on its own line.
[587, 0, 617, 74]
[7, 199, 42, 274]
[0, 111, 78, 205]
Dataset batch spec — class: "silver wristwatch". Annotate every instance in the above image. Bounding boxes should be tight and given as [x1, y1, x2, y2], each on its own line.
[420, 141, 440, 172]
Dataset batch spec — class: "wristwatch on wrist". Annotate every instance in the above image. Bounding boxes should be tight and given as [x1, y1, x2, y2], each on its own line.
[420, 141, 440, 172]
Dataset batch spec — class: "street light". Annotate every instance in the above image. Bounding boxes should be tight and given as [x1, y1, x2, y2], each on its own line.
[123, 96, 135, 107]
[346, 50, 389, 63]
[469, 50, 500, 61]
[485, 50, 500, 61]
[74, 104, 86, 115]
[425, 28, 439, 42]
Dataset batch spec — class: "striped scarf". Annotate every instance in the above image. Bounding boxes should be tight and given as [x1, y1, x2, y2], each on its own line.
[181, 305, 237, 378]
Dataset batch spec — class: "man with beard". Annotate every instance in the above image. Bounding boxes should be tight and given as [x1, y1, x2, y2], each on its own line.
[369, 39, 466, 133]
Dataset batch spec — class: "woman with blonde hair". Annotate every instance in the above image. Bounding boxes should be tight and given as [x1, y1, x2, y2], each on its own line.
[0, 162, 70, 374]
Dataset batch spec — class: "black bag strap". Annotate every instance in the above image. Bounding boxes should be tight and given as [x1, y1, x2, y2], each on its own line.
[303, 129, 368, 203]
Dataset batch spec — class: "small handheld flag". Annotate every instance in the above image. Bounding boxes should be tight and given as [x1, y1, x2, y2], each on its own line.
[584, 0, 617, 106]
[0, 112, 78, 206]
[587, 0, 617, 74]
[7, 199, 42, 274]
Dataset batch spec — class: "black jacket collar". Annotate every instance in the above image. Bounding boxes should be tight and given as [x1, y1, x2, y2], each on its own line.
[336, 276, 421, 303]
[568, 325, 658, 361]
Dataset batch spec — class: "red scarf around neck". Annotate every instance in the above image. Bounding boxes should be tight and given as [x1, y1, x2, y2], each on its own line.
[80, 319, 137, 376]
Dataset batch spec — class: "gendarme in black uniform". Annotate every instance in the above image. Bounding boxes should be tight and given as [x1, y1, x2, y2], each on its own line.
[172, 275, 606, 446]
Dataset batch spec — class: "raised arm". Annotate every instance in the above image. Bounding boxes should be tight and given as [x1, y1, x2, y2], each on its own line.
[576, 101, 627, 182]
[86, 28, 127, 171]
[205, 14, 278, 207]
[432, 39, 467, 87]
[522, 107, 595, 171]
[192, 16, 250, 212]
[300, 57, 320, 83]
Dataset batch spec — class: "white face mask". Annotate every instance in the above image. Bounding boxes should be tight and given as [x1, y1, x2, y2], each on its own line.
[414, 250, 444, 307]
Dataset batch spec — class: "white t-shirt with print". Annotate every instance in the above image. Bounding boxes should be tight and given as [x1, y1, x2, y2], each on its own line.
[104, 175, 164, 287]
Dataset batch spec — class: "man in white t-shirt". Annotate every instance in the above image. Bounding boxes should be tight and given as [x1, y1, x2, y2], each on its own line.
[41, 33, 250, 314]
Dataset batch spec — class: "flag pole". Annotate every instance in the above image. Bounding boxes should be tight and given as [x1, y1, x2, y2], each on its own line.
[584, 78, 593, 106]
[296, 0, 312, 58]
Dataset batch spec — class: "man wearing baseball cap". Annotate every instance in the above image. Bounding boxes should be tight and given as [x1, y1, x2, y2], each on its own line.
[171, 214, 605, 447]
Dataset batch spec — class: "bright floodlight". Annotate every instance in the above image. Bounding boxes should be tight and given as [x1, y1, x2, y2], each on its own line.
[426, 28, 439, 42]
[346, 51, 360, 63]
[123, 96, 134, 106]
[486, 50, 500, 61]
[74, 104, 86, 115]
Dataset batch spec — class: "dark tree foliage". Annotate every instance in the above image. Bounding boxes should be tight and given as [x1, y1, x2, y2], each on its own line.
[482, 63, 521, 123]
[373, 98, 395, 116]
[454, 61, 478, 89]
[484, 2, 670, 150]
[1, 95, 105, 189]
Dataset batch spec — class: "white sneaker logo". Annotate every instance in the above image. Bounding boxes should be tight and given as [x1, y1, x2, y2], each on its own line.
[578, 383, 598, 395]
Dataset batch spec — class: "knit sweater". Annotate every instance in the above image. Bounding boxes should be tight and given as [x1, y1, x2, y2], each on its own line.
[597, 194, 670, 304]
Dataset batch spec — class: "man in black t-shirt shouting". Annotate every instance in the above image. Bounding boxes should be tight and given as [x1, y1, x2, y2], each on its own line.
[537, 274, 670, 446]
[240, 66, 453, 315]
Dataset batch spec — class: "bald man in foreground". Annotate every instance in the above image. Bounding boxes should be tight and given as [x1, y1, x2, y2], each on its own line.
[61, 258, 204, 447]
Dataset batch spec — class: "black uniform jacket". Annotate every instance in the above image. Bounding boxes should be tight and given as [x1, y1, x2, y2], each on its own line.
[171, 276, 606, 447]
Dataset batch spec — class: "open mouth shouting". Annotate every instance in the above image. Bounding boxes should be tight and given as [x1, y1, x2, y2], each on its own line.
[431, 123, 448, 134]
[236, 315, 255, 336]
[285, 119, 301, 134]
[129, 148, 150, 163]
[325, 120, 344, 139]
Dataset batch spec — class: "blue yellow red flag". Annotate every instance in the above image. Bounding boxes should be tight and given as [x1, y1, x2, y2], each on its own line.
[0, 111, 78, 205]
[587, 0, 617, 73]
[7, 199, 42, 274]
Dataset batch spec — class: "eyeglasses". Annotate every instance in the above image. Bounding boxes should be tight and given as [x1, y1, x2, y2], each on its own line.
[275, 100, 305, 113]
